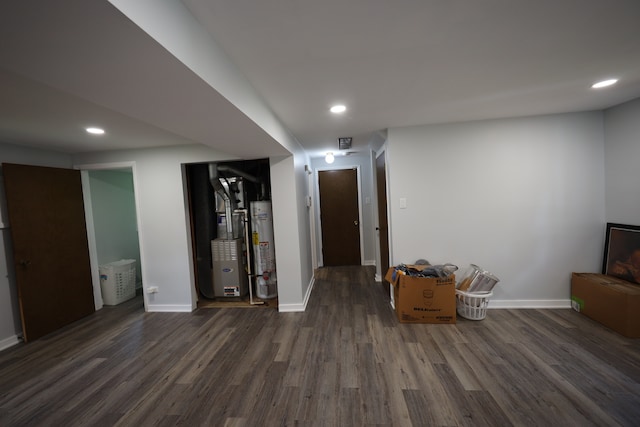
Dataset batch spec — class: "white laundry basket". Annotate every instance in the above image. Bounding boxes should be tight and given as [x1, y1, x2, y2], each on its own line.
[455, 290, 493, 320]
[99, 259, 136, 305]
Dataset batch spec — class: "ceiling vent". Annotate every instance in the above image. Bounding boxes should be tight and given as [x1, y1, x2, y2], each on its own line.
[338, 137, 352, 150]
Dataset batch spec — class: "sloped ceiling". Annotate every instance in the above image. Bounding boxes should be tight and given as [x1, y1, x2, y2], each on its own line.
[1, 0, 640, 159]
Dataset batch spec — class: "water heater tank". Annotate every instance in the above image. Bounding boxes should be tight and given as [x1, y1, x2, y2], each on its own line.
[250, 201, 277, 299]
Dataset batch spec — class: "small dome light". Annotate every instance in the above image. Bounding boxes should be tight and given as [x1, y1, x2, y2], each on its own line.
[86, 127, 105, 135]
[325, 152, 335, 164]
[330, 105, 346, 114]
[591, 79, 618, 89]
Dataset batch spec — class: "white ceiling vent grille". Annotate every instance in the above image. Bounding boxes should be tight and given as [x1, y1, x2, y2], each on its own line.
[338, 137, 352, 150]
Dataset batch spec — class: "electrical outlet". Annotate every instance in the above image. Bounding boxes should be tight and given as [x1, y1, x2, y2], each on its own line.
[147, 286, 159, 294]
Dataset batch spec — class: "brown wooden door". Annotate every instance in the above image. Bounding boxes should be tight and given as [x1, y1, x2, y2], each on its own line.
[3, 163, 95, 342]
[318, 168, 361, 266]
[376, 152, 390, 283]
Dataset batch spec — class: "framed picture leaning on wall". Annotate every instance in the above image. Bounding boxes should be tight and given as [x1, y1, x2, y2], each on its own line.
[602, 222, 640, 284]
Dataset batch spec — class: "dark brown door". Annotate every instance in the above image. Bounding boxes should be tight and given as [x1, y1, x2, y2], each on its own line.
[318, 168, 361, 266]
[376, 152, 390, 284]
[3, 163, 94, 342]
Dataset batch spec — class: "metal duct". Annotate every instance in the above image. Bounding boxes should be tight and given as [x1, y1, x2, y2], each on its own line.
[208, 163, 234, 238]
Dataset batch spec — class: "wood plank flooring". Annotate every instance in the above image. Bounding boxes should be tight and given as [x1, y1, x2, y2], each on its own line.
[1, 265, 639, 426]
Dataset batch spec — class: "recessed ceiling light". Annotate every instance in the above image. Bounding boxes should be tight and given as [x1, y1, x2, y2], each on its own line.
[86, 127, 105, 135]
[591, 79, 618, 89]
[330, 105, 346, 114]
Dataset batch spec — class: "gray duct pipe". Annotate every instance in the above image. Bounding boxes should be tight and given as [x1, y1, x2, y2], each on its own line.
[217, 164, 265, 200]
[208, 164, 234, 238]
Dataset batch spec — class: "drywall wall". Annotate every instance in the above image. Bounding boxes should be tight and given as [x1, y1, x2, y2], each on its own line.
[604, 97, 640, 226]
[108, 0, 315, 311]
[107, 0, 293, 158]
[75, 145, 237, 311]
[387, 112, 605, 307]
[291, 151, 315, 309]
[311, 152, 377, 267]
[88, 169, 142, 284]
[0, 142, 73, 349]
[74, 144, 314, 313]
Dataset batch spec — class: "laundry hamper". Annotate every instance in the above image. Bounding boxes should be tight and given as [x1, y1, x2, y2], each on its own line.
[99, 259, 136, 305]
[455, 290, 493, 320]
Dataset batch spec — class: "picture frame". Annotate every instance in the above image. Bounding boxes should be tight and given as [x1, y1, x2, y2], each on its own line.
[602, 222, 640, 285]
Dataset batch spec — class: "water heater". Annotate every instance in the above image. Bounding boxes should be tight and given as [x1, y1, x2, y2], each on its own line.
[250, 201, 277, 299]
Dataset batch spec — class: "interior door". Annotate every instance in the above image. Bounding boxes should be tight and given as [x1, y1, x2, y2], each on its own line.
[376, 152, 390, 287]
[3, 163, 95, 342]
[318, 168, 361, 266]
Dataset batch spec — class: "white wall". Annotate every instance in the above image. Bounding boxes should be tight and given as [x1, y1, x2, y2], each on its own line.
[387, 112, 606, 307]
[0, 142, 73, 350]
[75, 145, 239, 311]
[269, 146, 315, 311]
[75, 144, 314, 313]
[604, 97, 640, 226]
[108, 0, 315, 312]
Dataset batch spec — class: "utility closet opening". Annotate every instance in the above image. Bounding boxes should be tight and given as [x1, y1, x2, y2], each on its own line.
[185, 159, 278, 309]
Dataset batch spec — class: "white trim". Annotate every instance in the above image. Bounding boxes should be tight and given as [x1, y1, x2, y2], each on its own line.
[0, 335, 21, 351]
[374, 146, 392, 276]
[146, 304, 193, 312]
[80, 171, 104, 310]
[487, 299, 572, 309]
[279, 274, 315, 312]
[180, 164, 198, 312]
[374, 273, 382, 282]
[307, 165, 318, 271]
[277, 303, 307, 312]
[363, 259, 376, 266]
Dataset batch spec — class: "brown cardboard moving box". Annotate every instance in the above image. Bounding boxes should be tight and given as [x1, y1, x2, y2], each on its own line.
[571, 273, 640, 338]
[385, 266, 456, 324]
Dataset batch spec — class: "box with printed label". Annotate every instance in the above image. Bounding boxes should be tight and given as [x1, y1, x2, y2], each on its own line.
[385, 266, 456, 324]
[571, 273, 640, 338]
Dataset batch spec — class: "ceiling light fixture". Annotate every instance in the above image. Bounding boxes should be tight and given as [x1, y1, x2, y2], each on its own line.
[591, 79, 618, 89]
[325, 152, 335, 164]
[86, 127, 105, 135]
[330, 104, 346, 114]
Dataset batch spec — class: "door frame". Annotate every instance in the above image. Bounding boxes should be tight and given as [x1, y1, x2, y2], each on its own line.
[75, 161, 147, 312]
[374, 146, 392, 282]
[314, 165, 364, 267]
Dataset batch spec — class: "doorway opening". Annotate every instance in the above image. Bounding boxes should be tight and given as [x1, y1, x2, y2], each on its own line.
[185, 159, 278, 309]
[80, 164, 144, 312]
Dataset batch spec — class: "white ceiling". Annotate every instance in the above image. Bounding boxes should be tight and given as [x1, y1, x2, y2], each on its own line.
[2, 0, 640, 159]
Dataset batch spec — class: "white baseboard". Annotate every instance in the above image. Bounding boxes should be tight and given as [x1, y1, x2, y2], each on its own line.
[0, 335, 21, 351]
[278, 275, 315, 313]
[146, 304, 194, 312]
[488, 299, 572, 309]
[363, 260, 376, 266]
[278, 277, 316, 313]
[277, 303, 306, 312]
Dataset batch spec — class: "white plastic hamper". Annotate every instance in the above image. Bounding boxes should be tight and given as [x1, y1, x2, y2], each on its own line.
[99, 259, 136, 305]
[455, 290, 493, 320]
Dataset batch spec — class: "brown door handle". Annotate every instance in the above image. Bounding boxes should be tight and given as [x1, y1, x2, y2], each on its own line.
[19, 260, 32, 268]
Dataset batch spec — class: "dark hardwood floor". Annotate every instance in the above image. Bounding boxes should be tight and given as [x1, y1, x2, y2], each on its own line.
[1, 266, 639, 426]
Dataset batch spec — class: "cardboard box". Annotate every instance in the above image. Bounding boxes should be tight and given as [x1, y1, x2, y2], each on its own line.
[385, 266, 456, 324]
[571, 273, 640, 338]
